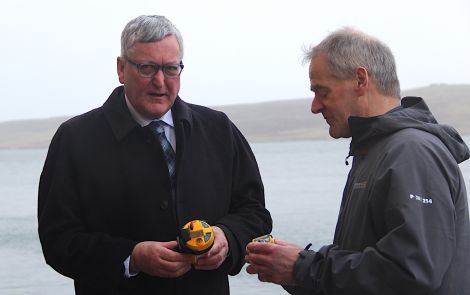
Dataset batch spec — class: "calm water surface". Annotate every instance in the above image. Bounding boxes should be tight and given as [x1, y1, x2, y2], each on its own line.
[1, 137, 469, 295]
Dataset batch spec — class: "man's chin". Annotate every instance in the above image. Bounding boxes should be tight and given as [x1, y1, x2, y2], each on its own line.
[328, 127, 339, 139]
[329, 132, 341, 139]
[329, 128, 352, 139]
[140, 105, 171, 120]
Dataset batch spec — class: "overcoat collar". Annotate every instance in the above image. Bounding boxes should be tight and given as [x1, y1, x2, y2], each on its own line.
[102, 86, 193, 142]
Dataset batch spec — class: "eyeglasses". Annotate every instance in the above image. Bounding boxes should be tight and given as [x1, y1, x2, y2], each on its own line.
[124, 57, 184, 79]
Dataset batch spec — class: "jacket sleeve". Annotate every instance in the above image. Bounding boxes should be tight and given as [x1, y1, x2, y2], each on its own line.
[215, 121, 272, 275]
[37, 123, 137, 283]
[291, 134, 459, 294]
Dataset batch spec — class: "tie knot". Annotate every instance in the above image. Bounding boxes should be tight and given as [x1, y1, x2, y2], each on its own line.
[149, 120, 165, 134]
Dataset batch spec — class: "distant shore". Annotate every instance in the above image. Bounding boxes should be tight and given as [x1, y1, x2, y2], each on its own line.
[1, 84, 469, 149]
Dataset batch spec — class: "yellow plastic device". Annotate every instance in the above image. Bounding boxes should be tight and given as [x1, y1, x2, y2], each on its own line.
[177, 220, 214, 255]
[252, 234, 274, 243]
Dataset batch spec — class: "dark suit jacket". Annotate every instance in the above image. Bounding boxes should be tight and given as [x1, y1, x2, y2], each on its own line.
[38, 86, 272, 294]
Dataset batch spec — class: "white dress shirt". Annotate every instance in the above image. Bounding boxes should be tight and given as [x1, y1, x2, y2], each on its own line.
[125, 95, 176, 151]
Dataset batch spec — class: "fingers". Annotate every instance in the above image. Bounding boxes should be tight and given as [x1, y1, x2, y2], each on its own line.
[129, 229, 232, 277]
[245, 240, 301, 286]
[131, 241, 193, 278]
[272, 239, 290, 246]
[246, 240, 276, 256]
[245, 253, 270, 273]
[247, 267, 271, 284]
[194, 226, 229, 270]
[161, 240, 179, 250]
[194, 248, 226, 269]
[257, 273, 272, 283]
[246, 261, 271, 274]
[155, 255, 192, 278]
[247, 264, 274, 284]
[245, 241, 274, 269]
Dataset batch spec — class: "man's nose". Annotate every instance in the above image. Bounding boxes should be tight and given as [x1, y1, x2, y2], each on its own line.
[311, 96, 322, 114]
[151, 69, 165, 86]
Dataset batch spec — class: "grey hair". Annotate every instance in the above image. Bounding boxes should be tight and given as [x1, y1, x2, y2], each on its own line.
[303, 27, 400, 98]
[121, 15, 184, 60]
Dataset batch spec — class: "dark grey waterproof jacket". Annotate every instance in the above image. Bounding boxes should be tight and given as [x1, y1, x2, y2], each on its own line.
[288, 97, 470, 295]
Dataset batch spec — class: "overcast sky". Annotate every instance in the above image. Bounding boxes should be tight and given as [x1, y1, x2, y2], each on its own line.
[1, 0, 469, 122]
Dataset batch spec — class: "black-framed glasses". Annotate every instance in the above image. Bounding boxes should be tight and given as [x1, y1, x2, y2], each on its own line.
[124, 57, 184, 79]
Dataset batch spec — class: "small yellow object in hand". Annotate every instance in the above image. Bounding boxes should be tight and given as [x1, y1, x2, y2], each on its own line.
[252, 234, 274, 243]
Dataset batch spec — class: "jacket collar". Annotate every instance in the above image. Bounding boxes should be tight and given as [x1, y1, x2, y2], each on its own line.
[347, 96, 425, 156]
[102, 86, 193, 141]
[349, 96, 430, 147]
[347, 96, 469, 164]
[172, 94, 193, 139]
[102, 86, 139, 141]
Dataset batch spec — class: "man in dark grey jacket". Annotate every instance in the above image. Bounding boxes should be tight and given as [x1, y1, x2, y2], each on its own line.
[245, 27, 469, 295]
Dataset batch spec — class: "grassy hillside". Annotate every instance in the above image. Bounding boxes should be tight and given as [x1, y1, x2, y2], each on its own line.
[0, 84, 469, 149]
[216, 83, 470, 142]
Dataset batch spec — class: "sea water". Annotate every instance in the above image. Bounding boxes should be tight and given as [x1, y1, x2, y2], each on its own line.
[1, 137, 469, 295]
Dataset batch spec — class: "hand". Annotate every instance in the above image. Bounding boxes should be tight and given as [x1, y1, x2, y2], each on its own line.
[193, 226, 229, 270]
[130, 240, 193, 278]
[245, 239, 303, 286]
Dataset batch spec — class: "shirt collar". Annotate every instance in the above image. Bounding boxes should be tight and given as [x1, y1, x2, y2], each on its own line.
[125, 94, 174, 127]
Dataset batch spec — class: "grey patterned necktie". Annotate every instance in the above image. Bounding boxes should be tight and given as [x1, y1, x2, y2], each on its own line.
[149, 121, 176, 185]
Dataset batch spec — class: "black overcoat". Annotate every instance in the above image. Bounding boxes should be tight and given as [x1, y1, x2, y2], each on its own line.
[38, 86, 272, 294]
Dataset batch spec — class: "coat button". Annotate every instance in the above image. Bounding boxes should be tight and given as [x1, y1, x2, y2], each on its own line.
[160, 200, 169, 210]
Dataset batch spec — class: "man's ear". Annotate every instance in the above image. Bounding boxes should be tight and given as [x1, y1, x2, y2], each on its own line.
[117, 56, 125, 84]
[355, 67, 368, 96]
